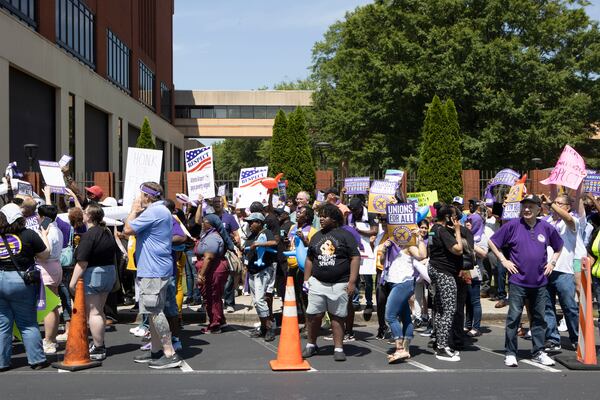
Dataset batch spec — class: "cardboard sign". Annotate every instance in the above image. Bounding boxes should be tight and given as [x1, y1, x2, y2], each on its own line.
[502, 202, 521, 220]
[505, 183, 526, 203]
[540, 145, 586, 190]
[368, 180, 398, 213]
[186, 147, 215, 200]
[489, 169, 520, 187]
[232, 187, 241, 206]
[16, 181, 33, 196]
[217, 184, 226, 197]
[386, 203, 418, 246]
[406, 190, 439, 207]
[58, 155, 72, 168]
[38, 160, 66, 194]
[123, 148, 163, 208]
[316, 191, 325, 203]
[384, 169, 404, 183]
[278, 181, 287, 201]
[237, 166, 269, 209]
[583, 173, 600, 196]
[344, 177, 370, 195]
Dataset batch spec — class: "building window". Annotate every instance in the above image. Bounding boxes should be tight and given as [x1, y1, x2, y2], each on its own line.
[160, 82, 171, 120]
[172, 146, 181, 171]
[138, 61, 155, 109]
[0, 0, 36, 28]
[56, 0, 95, 68]
[175, 106, 189, 119]
[107, 29, 130, 92]
[174, 105, 302, 119]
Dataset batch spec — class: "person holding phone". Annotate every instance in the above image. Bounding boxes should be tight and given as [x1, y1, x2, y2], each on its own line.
[37, 205, 64, 355]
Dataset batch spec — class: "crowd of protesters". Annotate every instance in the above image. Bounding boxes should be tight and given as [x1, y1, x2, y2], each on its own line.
[1, 161, 600, 371]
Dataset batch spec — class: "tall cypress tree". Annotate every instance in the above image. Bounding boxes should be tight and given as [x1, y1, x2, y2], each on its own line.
[285, 107, 316, 198]
[269, 109, 288, 175]
[136, 117, 156, 149]
[417, 95, 462, 202]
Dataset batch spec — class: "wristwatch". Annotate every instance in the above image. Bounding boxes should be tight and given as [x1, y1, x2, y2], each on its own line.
[550, 260, 557, 266]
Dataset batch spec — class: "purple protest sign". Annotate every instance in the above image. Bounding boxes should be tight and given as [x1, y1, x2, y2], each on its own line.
[344, 177, 370, 195]
[584, 173, 600, 196]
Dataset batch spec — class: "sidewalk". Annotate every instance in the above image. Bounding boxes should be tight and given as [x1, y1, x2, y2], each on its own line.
[116, 292, 511, 325]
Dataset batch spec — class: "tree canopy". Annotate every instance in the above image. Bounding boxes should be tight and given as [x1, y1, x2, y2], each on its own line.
[310, 0, 600, 170]
[136, 117, 156, 149]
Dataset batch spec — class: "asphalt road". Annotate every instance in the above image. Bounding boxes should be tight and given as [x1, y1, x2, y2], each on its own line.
[3, 321, 600, 400]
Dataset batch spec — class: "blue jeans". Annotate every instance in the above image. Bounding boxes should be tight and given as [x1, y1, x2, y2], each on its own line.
[465, 281, 482, 330]
[184, 250, 201, 303]
[545, 271, 579, 344]
[489, 251, 507, 300]
[164, 275, 179, 318]
[223, 273, 235, 308]
[385, 280, 415, 340]
[0, 271, 46, 368]
[505, 283, 547, 356]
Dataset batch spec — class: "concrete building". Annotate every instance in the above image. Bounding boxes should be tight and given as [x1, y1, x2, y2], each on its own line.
[0, 0, 185, 183]
[174, 90, 313, 145]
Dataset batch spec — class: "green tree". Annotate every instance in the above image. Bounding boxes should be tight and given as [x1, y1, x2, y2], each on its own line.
[417, 96, 462, 202]
[284, 107, 316, 198]
[136, 117, 155, 149]
[311, 0, 600, 170]
[213, 139, 270, 178]
[269, 110, 288, 175]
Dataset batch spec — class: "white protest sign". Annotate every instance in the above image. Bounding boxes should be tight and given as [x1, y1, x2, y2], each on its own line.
[58, 155, 72, 168]
[217, 185, 226, 197]
[185, 147, 215, 200]
[237, 167, 268, 209]
[38, 160, 66, 194]
[123, 148, 163, 209]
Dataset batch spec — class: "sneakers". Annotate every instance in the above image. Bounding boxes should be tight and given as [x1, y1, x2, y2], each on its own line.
[250, 327, 266, 338]
[505, 355, 518, 367]
[130, 325, 149, 337]
[419, 328, 433, 337]
[435, 347, 460, 362]
[532, 351, 555, 366]
[495, 299, 509, 308]
[55, 332, 68, 342]
[375, 327, 388, 340]
[264, 328, 276, 342]
[544, 341, 562, 352]
[140, 342, 152, 351]
[343, 333, 356, 343]
[333, 350, 346, 361]
[302, 345, 319, 358]
[225, 306, 235, 313]
[557, 317, 568, 332]
[89, 344, 107, 361]
[134, 351, 162, 364]
[42, 339, 57, 355]
[148, 353, 183, 369]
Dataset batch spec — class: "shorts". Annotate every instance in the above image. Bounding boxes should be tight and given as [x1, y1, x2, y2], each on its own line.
[573, 259, 582, 273]
[164, 275, 178, 318]
[83, 265, 116, 295]
[39, 260, 62, 287]
[138, 277, 170, 315]
[306, 276, 349, 318]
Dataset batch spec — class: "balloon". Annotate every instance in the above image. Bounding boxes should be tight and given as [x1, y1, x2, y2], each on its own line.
[244, 232, 277, 267]
[283, 236, 308, 271]
[261, 173, 284, 190]
[416, 205, 430, 223]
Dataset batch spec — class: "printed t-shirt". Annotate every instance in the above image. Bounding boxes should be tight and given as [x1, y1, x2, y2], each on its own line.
[0, 228, 46, 270]
[307, 227, 360, 284]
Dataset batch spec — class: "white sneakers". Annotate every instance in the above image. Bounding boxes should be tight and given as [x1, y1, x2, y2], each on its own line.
[42, 339, 57, 355]
[557, 318, 567, 332]
[504, 355, 518, 367]
[435, 347, 460, 362]
[532, 351, 555, 366]
[129, 325, 149, 337]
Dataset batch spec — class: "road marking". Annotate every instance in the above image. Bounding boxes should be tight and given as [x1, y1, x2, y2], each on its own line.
[179, 360, 194, 372]
[57, 368, 70, 373]
[236, 327, 278, 354]
[473, 344, 561, 373]
[359, 339, 437, 372]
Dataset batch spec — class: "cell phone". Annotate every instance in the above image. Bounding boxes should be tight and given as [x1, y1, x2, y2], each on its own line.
[40, 217, 52, 230]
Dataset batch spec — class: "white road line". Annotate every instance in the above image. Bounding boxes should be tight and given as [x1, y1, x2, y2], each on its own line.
[359, 339, 437, 372]
[473, 344, 561, 373]
[179, 360, 194, 373]
[236, 328, 278, 354]
[57, 368, 70, 373]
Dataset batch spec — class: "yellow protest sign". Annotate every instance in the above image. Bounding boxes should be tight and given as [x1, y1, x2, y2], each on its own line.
[368, 180, 398, 214]
[406, 190, 439, 207]
[386, 203, 417, 246]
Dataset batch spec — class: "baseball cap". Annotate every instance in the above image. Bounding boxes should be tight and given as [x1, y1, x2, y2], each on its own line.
[99, 196, 118, 207]
[85, 186, 104, 199]
[249, 201, 265, 213]
[520, 194, 541, 206]
[452, 196, 464, 205]
[468, 198, 480, 204]
[244, 212, 265, 222]
[0, 203, 23, 224]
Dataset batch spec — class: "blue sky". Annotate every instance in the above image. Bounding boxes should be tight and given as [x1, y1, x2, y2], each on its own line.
[173, 1, 600, 91]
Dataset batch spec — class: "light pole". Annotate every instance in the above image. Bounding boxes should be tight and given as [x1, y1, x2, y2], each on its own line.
[23, 144, 39, 172]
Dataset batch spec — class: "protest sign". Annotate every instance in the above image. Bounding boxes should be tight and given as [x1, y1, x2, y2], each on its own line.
[505, 182, 526, 203]
[232, 187, 241, 206]
[38, 160, 66, 194]
[17, 181, 33, 196]
[316, 191, 325, 203]
[583, 173, 600, 196]
[237, 167, 269, 209]
[540, 145, 586, 190]
[58, 155, 72, 168]
[488, 169, 520, 187]
[123, 148, 163, 208]
[502, 202, 521, 220]
[217, 184, 226, 197]
[185, 147, 215, 200]
[387, 203, 418, 246]
[384, 169, 404, 183]
[368, 180, 398, 213]
[344, 177, 370, 195]
[406, 190, 439, 207]
[278, 181, 287, 201]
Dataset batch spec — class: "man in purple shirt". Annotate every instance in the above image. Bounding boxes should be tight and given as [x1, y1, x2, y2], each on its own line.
[489, 194, 563, 368]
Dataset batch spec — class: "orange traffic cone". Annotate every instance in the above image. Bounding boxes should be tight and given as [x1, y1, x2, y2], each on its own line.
[52, 278, 102, 371]
[270, 276, 311, 371]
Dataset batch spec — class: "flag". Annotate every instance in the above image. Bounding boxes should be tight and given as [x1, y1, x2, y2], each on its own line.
[186, 147, 212, 173]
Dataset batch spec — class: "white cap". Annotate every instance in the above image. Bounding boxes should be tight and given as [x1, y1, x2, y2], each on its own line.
[99, 196, 118, 207]
[452, 196, 464, 205]
[0, 203, 23, 224]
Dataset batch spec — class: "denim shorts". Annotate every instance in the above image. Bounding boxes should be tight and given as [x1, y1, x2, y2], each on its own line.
[83, 265, 116, 295]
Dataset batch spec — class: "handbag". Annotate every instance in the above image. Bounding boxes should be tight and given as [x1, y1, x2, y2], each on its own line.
[60, 227, 75, 267]
[224, 249, 243, 274]
[1, 234, 41, 286]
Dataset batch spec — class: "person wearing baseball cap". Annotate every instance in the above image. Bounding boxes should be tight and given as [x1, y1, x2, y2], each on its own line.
[85, 186, 104, 203]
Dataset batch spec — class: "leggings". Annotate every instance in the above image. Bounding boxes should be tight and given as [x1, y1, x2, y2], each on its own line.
[428, 266, 457, 349]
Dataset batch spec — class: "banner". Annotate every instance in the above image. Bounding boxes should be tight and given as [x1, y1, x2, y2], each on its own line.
[344, 177, 370, 195]
[583, 173, 600, 196]
[123, 148, 163, 208]
[384, 169, 404, 183]
[406, 190, 439, 207]
[387, 203, 418, 246]
[38, 160, 66, 194]
[185, 146, 215, 200]
[237, 166, 269, 209]
[502, 202, 521, 220]
[540, 145, 586, 190]
[368, 180, 398, 213]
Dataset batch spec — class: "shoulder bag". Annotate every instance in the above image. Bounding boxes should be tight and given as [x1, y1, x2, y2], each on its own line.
[1, 234, 41, 286]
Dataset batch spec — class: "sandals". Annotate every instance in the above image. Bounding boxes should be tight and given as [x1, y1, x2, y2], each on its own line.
[387, 350, 410, 364]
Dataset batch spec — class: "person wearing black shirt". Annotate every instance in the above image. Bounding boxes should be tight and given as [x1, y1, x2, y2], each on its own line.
[69, 204, 117, 361]
[275, 207, 293, 302]
[302, 204, 360, 362]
